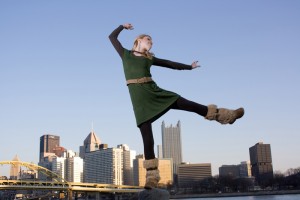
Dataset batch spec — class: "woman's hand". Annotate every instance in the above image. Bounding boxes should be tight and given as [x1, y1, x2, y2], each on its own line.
[191, 61, 200, 69]
[123, 23, 134, 30]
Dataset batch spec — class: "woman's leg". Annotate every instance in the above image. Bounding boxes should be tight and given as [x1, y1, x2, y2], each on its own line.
[171, 97, 244, 124]
[171, 97, 208, 117]
[139, 121, 155, 160]
[139, 121, 160, 189]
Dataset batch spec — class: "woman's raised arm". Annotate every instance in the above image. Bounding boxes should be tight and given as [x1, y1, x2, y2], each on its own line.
[108, 25, 125, 57]
[108, 23, 134, 58]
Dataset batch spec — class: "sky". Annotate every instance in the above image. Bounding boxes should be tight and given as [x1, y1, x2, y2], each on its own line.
[0, 0, 300, 176]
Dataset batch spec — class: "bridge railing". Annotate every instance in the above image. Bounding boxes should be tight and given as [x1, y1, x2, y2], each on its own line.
[0, 160, 143, 193]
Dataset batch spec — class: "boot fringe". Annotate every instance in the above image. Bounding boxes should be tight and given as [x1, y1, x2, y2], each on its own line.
[145, 169, 160, 189]
[146, 169, 161, 181]
[205, 104, 218, 120]
[143, 158, 159, 169]
[143, 159, 160, 189]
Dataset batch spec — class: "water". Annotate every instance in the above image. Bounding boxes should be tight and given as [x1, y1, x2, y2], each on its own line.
[176, 194, 300, 200]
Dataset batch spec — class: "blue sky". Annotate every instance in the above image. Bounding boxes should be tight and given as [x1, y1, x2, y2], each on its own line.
[1, 0, 299, 176]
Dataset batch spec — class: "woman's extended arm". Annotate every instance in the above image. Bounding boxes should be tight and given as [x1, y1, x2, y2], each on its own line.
[108, 25, 125, 58]
[153, 57, 199, 70]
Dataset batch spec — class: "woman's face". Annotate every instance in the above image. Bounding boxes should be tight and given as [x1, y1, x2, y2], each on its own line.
[139, 36, 153, 51]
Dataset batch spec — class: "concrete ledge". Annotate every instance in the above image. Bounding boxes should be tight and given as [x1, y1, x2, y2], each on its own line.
[138, 188, 170, 200]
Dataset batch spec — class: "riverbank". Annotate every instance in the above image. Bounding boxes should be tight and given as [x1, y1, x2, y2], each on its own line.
[170, 189, 300, 199]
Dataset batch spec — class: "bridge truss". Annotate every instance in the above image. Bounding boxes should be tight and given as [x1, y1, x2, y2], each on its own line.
[0, 161, 142, 199]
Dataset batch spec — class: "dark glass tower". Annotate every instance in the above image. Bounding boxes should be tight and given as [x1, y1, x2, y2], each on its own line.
[39, 134, 60, 162]
[249, 142, 273, 185]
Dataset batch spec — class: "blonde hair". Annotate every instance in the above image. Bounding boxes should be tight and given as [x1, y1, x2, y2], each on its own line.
[132, 34, 154, 59]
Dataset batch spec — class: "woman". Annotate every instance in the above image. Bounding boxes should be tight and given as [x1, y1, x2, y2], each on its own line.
[109, 23, 244, 189]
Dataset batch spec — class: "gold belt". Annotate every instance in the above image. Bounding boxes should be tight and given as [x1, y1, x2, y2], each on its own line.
[126, 77, 153, 85]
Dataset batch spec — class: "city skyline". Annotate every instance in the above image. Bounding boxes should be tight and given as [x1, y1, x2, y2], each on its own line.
[0, 115, 298, 177]
[1, 1, 300, 176]
[0, 129, 288, 178]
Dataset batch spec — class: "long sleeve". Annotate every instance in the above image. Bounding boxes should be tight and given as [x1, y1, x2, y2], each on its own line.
[152, 57, 192, 70]
[108, 25, 125, 58]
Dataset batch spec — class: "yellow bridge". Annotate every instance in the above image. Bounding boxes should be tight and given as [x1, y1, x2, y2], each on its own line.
[0, 161, 143, 199]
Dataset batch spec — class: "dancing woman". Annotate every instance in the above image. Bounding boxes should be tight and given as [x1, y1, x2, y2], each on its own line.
[109, 23, 244, 189]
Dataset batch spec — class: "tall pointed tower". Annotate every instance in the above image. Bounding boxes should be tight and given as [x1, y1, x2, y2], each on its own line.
[79, 129, 101, 159]
[10, 155, 21, 180]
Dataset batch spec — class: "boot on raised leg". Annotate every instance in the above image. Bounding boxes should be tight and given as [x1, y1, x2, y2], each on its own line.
[205, 104, 244, 125]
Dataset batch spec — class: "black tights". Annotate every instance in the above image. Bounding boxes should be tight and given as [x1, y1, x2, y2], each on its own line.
[139, 97, 208, 160]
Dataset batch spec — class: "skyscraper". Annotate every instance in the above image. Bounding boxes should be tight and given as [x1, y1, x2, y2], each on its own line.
[249, 142, 273, 184]
[51, 150, 83, 183]
[10, 155, 20, 180]
[52, 157, 66, 179]
[40, 134, 60, 162]
[84, 147, 123, 185]
[162, 121, 182, 174]
[117, 144, 136, 185]
[66, 156, 83, 183]
[79, 131, 101, 159]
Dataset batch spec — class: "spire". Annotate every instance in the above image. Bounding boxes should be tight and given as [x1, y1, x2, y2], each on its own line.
[177, 120, 181, 127]
[12, 155, 20, 161]
[84, 130, 101, 146]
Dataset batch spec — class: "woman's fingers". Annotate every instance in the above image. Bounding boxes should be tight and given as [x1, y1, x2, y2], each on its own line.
[192, 61, 200, 68]
[124, 23, 134, 30]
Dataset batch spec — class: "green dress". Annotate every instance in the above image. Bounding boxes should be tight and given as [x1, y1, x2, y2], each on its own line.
[109, 25, 192, 126]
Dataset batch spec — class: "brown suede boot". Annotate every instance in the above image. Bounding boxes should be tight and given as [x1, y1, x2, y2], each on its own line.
[143, 158, 160, 189]
[205, 104, 244, 124]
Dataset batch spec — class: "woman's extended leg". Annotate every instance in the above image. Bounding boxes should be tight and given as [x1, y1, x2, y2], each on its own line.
[139, 121, 160, 189]
[171, 97, 244, 124]
[170, 97, 208, 116]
